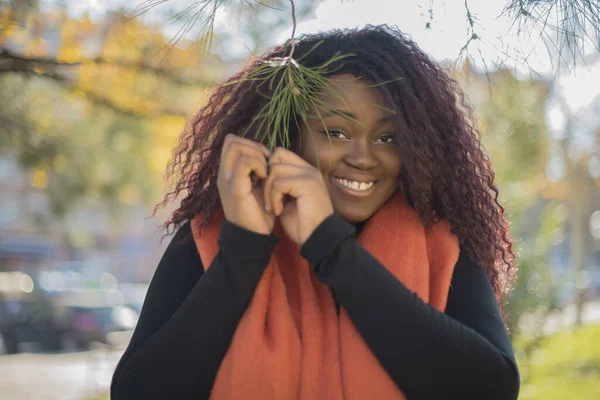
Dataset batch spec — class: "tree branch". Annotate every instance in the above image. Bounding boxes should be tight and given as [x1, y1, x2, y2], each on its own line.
[0, 47, 214, 87]
[456, 0, 482, 62]
[5, 66, 189, 119]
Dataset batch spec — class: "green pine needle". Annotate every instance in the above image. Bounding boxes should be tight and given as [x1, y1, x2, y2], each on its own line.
[226, 49, 353, 151]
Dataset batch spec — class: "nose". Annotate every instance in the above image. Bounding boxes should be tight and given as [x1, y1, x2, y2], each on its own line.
[343, 139, 378, 170]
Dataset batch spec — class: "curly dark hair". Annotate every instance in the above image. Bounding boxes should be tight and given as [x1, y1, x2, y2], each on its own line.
[155, 25, 516, 301]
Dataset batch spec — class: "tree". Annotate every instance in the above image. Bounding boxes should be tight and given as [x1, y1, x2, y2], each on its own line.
[0, 2, 218, 219]
[548, 90, 600, 326]
[453, 62, 557, 334]
[0, 0, 319, 218]
[450, 0, 600, 329]
[455, 57, 600, 332]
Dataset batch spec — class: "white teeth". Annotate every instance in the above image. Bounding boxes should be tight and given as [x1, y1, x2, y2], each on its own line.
[334, 178, 374, 191]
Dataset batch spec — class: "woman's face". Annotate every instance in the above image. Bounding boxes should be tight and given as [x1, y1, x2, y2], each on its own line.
[295, 74, 402, 223]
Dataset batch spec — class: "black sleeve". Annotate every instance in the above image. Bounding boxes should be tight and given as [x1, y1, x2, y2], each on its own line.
[110, 221, 278, 400]
[301, 214, 520, 400]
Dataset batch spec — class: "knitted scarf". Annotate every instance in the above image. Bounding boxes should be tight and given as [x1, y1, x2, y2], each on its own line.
[192, 192, 459, 399]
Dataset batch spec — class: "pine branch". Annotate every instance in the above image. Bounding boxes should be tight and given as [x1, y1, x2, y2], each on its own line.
[502, 0, 600, 68]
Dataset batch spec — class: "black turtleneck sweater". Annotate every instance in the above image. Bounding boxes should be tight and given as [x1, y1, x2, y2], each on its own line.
[111, 214, 520, 399]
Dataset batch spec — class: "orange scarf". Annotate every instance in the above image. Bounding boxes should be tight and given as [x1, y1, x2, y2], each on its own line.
[192, 193, 459, 399]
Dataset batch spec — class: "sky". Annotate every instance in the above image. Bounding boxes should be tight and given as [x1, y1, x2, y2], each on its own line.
[63, 0, 600, 132]
[65, 0, 597, 76]
[62, 1, 600, 90]
[281, 0, 517, 68]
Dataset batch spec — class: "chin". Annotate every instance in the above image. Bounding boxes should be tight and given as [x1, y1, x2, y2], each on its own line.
[336, 209, 373, 224]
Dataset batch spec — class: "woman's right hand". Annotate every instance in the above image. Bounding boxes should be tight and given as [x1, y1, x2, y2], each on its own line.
[217, 134, 275, 235]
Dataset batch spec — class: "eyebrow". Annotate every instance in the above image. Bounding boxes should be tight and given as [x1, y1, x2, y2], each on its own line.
[321, 108, 394, 123]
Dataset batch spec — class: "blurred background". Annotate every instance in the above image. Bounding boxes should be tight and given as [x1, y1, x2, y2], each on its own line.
[0, 0, 599, 399]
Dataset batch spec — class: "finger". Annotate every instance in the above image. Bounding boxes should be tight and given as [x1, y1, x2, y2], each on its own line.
[262, 163, 308, 212]
[221, 141, 269, 180]
[230, 155, 269, 197]
[270, 176, 313, 216]
[254, 180, 274, 215]
[221, 134, 270, 172]
[270, 178, 285, 216]
[224, 134, 271, 158]
[268, 147, 310, 167]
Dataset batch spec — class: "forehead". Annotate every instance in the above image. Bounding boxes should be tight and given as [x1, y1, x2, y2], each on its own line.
[313, 73, 391, 118]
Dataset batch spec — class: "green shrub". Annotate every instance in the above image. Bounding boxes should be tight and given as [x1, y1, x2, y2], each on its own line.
[516, 324, 600, 399]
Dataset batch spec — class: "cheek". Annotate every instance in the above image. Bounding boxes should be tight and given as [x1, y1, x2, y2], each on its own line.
[392, 160, 402, 180]
[316, 149, 335, 173]
[384, 151, 402, 180]
[297, 130, 317, 163]
[298, 134, 336, 173]
[369, 147, 402, 182]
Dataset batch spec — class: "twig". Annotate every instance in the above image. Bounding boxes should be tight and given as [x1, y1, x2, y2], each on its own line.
[288, 0, 297, 60]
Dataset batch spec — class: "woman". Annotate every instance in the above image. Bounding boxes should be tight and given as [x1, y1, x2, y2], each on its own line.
[111, 25, 520, 399]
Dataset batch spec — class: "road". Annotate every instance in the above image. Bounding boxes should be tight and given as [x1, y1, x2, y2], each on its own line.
[0, 345, 122, 400]
[0, 301, 599, 400]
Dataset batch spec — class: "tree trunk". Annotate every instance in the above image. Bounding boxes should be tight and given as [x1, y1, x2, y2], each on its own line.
[566, 193, 587, 326]
[563, 142, 591, 327]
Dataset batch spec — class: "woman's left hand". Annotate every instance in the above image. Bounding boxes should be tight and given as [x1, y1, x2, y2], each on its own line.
[263, 148, 334, 246]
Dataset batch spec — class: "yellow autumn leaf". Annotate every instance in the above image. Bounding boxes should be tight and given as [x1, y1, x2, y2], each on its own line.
[58, 46, 82, 63]
[150, 147, 173, 174]
[34, 111, 53, 132]
[53, 154, 68, 173]
[118, 184, 141, 206]
[30, 168, 48, 189]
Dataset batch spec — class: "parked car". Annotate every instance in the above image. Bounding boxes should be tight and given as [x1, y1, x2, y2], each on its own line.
[0, 290, 68, 354]
[119, 283, 148, 315]
[58, 305, 135, 349]
[54, 290, 138, 350]
[1, 284, 139, 353]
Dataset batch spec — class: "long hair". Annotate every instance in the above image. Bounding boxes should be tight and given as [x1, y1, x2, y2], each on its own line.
[155, 25, 516, 301]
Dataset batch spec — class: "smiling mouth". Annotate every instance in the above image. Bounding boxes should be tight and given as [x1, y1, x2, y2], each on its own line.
[331, 176, 377, 197]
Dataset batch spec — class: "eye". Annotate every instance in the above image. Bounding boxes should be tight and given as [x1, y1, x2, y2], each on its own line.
[376, 134, 395, 144]
[320, 129, 349, 140]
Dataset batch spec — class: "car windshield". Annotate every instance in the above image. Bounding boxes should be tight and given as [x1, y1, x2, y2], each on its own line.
[86, 307, 114, 324]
